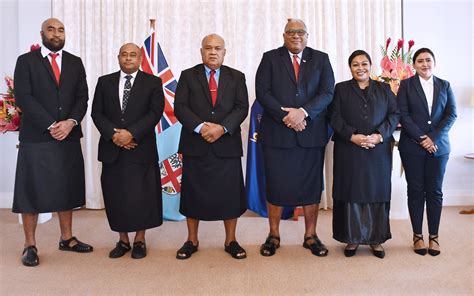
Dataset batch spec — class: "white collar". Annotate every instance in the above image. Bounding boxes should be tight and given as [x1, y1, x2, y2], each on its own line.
[419, 75, 434, 85]
[120, 70, 138, 80]
[41, 46, 63, 58]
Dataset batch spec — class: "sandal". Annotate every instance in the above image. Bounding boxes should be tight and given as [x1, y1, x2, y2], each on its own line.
[428, 235, 440, 256]
[22, 245, 39, 267]
[176, 241, 198, 260]
[413, 234, 427, 256]
[225, 241, 246, 259]
[59, 236, 93, 253]
[260, 235, 280, 257]
[109, 240, 131, 258]
[303, 235, 328, 257]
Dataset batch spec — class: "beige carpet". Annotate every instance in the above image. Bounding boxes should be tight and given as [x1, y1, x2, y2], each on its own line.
[0, 207, 472, 295]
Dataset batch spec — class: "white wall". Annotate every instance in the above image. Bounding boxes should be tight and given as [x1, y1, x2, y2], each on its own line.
[0, 0, 50, 207]
[404, 0, 474, 205]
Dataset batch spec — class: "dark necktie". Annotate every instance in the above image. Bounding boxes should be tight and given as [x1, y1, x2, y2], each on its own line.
[122, 75, 132, 113]
[49, 53, 60, 85]
[209, 70, 218, 106]
[293, 54, 300, 82]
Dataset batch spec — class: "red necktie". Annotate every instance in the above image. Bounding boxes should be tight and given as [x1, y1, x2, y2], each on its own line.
[292, 54, 300, 82]
[209, 70, 218, 106]
[49, 53, 60, 85]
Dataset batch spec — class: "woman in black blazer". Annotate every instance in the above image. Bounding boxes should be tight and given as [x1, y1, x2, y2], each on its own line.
[330, 50, 399, 258]
[398, 48, 457, 256]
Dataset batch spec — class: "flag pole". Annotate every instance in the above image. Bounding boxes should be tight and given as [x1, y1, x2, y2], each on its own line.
[149, 19, 156, 31]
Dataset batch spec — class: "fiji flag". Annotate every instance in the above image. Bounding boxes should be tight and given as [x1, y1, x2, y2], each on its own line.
[141, 29, 185, 221]
[245, 101, 294, 219]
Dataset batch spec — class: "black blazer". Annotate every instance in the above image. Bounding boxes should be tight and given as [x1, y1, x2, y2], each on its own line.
[14, 49, 88, 142]
[174, 64, 249, 157]
[330, 79, 399, 142]
[398, 74, 457, 156]
[91, 70, 164, 164]
[255, 46, 335, 148]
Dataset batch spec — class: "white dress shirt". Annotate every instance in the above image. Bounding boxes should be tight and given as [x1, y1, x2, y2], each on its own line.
[419, 75, 434, 115]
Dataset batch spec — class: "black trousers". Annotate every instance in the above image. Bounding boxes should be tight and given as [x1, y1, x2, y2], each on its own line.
[400, 152, 449, 235]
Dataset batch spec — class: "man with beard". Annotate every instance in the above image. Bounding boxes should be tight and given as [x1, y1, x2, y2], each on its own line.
[13, 18, 92, 267]
[256, 19, 335, 257]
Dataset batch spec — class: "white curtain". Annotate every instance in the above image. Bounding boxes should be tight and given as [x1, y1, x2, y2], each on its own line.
[52, 0, 402, 210]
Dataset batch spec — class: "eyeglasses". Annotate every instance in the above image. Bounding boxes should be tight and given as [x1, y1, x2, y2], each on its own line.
[285, 29, 307, 37]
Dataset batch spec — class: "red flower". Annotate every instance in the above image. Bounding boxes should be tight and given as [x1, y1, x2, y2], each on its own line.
[30, 44, 41, 51]
[385, 38, 391, 51]
[396, 39, 404, 54]
[408, 40, 415, 52]
[12, 113, 21, 126]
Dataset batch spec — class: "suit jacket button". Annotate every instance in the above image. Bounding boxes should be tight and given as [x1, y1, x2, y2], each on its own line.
[428, 121, 432, 124]
[58, 107, 62, 110]
[121, 118, 125, 122]
[211, 111, 215, 115]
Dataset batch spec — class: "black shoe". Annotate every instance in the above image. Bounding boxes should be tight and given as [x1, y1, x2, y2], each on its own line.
[413, 234, 427, 256]
[224, 241, 247, 259]
[260, 235, 280, 257]
[131, 241, 147, 259]
[428, 235, 440, 256]
[176, 241, 199, 260]
[370, 245, 385, 259]
[59, 236, 93, 253]
[303, 235, 328, 257]
[22, 246, 39, 267]
[344, 244, 359, 257]
[109, 241, 131, 258]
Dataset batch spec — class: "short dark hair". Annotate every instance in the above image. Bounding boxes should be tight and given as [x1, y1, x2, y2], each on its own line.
[413, 47, 436, 64]
[348, 50, 372, 66]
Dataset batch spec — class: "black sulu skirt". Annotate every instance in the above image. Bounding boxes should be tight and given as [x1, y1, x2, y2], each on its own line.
[179, 150, 246, 221]
[332, 200, 391, 245]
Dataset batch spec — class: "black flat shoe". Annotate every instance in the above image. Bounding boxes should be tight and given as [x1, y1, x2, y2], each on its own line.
[22, 246, 39, 267]
[344, 244, 359, 257]
[109, 241, 131, 258]
[370, 245, 385, 259]
[176, 241, 198, 260]
[225, 241, 246, 259]
[59, 236, 93, 253]
[303, 235, 328, 257]
[131, 241, 147, 259]
[413, 234, 427, 256]
[428, 235, 440, 256]
[260, 235, 280, 257]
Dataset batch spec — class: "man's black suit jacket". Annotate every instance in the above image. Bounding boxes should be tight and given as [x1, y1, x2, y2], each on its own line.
[14, 49, 88, 142]
[174, 64, 249, 157]
[255, 46, 335, 148]
[91, 70, 164, 164]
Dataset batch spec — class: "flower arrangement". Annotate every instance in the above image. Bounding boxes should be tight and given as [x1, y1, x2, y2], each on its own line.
[0, 75, 21, 133]
[0, 44, 40, 133]
[377, 38, 415, 94]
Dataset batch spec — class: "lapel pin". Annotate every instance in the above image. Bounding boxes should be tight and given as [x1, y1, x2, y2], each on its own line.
[302, 59, 306, 63]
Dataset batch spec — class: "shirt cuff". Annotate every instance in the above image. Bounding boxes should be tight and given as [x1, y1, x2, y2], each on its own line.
[299, 107, 308, 118]
[68, 118, 78, 126]
[47, 121, 57, 130]
[194, 122, 205, 133]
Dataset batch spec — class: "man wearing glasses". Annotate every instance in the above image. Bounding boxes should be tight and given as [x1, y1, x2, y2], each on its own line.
[255, 18, 335, 257]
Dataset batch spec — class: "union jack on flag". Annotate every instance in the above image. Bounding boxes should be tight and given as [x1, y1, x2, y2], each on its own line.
[140, 30, 179, 133]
